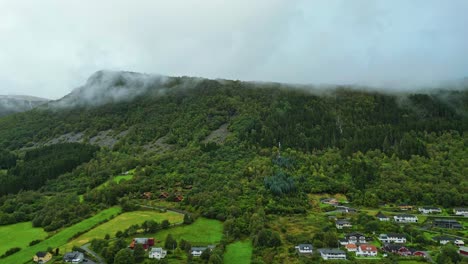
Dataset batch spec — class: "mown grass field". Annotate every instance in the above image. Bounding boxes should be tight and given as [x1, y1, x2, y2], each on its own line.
[224, 240, 252, 264]
[96, 172, 134, 190]
[149, 218, 223, 246]
[0, 222, 48, 256]
[3, 207, 121, 264]
[63, 210, 184, 251]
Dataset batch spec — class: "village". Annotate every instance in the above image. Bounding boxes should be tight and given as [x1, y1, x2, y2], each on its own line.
[290, 197, 468, 261]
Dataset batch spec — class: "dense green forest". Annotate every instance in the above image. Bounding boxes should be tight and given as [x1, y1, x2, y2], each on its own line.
[0, 73, 467, 263]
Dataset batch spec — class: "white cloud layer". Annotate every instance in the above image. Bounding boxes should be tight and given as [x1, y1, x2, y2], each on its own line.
[0, 0, 467, 99]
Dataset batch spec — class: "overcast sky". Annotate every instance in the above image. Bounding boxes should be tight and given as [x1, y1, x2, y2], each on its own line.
[1, 0, 468, 99]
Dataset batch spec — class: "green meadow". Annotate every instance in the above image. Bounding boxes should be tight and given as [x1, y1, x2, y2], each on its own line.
[0, 222, 48, 256]
[149, 218, 223, 246]
[224, 240, 253, 264]
[63, 210, 183, 250]
[3, 207, 121, 264]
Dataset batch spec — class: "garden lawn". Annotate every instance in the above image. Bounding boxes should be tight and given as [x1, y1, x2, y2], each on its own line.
[3, 207, 121, 264]
[150, 218, 223, 246]
[224, 240, 252, 264]
[63, 210, 183, 250]
[0, 222, 48, 256]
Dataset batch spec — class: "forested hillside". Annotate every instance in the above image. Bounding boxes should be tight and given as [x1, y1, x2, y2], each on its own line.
[0, 71, 467, 263]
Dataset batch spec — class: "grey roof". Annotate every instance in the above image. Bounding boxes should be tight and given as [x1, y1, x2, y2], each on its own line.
[150, 247, 165, 253]
[420, 206, 440, 210]
[376, 212, 388, 218]
[36, 251, 48, 258]
[434, 219, 460, 223]
[191, 247, 207, 251]
[396, 214, 416, 218]
[336, 219, 351, 224]
[319, 248, 345, 254]
[297, 244, 313, 250]
[388, 233, 406, 238]
[134, 238, 149, 244]
[63, 251, 84, 259]
[433, 236, 455, 241]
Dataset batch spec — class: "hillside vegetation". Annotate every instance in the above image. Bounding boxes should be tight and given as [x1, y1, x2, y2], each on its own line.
[0, 71, 466, 263]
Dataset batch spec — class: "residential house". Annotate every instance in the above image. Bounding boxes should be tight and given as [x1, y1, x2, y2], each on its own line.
[335, 219, 352, 229]
[149, 248, 167, 259]
[344, 232, 367, 245]
[375, 212, 390, 221]
[130, 238, 155, 250]
[191, 245, 215, 257]
[295, 244, 313, 254]
[321, 198, 339, 206]
[33, 252, 52, 263]
[335, 206, 357, 214]
[394, 214, 418, 223]
[418, 206, 442, 214]
[141, 192, 152, 199]
[379, 233, 406, 244]
[159, 192, 169, 199]
[345, 244, 357, 252]
[319, 248, 347, 260]
[63, 251, 84, 263]
[356, 244, 378, 257]
[433, 236, 455, 245]
[433, 219, 462, 229]
[398, 205, 413, 211]
[453, 208, 468, 216]
[413, 251, 427, 258]
[459, 246, 468, 257]
[174, 195, 184, 202]
[455, 240, 465, 247]
[382, 244, 412, 256]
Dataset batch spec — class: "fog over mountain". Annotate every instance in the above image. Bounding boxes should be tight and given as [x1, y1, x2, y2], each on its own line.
[1, 0, 468, 99]
[0, 95, 48, 117]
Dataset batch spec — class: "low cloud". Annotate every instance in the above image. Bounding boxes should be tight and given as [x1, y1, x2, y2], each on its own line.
[1, 0, 468, 99]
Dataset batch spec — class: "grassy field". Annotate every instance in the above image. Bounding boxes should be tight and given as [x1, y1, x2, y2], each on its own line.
[0, 222, 48, 256]
[3, 207, 121, 264]
[96, 172, 134, 190]
[62, 210, 184, 251]
[149, 218, 223, 246]
[224, 240, 252, 264]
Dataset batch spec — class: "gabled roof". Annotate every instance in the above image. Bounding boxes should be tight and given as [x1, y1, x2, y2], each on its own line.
[359, 244, 377, 252]
[387, 233, 406, 238]
[150, 247, 165, 253]
[375, 212, 388, 218]
[336, 219, 351, 224]
[346, 232, 365, 238]
[346, 244, 357, 249]
[319, 248, 345, 254]
[297, 244, 313, 250]
[395, 214, 416, 218]
[35, 251, 48, 258]
[191, 247, 207, 252]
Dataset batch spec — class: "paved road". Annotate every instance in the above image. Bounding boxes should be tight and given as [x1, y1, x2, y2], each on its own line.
[81, 243, 106, 264]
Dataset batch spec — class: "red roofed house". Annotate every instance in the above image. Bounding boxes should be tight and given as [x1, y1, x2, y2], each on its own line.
[356, 244, 378, 257]
[345, 244, 357, 252]
[130, 238, 155, 250]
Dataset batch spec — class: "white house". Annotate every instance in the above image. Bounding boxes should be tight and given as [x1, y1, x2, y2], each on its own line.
[345, 244, 357, 252]
[453, 208, 468, 216]
[394, 214, 418, 223]
[379, 233, 406, 244]
[295, 244, 313, 254]
[191, 245, 215, 257]
[356, 244, 378, 257]
[149, 248, 167, 260]
[455, 240, 465, 247]
[418, 207, 442, 214]
[319, 248, 347, 260]
[375, 212, 390, 221]
[335, 219, 352, 229]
